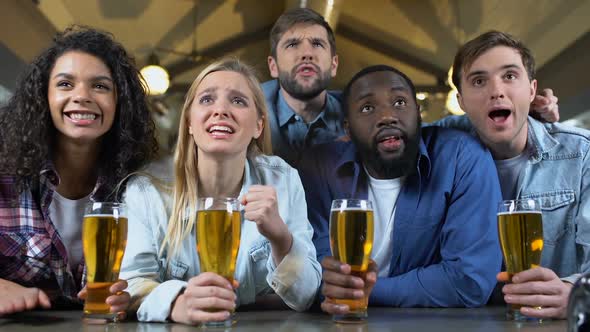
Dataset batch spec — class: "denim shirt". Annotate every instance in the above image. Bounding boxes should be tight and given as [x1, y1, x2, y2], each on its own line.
[119, 155, 321, 322]
[262, 80, 344, 166]
[435, 115, 590, 283]
[298, 126, 503, 307]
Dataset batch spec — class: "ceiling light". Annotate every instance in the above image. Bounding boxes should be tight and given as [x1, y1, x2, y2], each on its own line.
[417, 92, 428, 101]
[140, 53, 170, 96]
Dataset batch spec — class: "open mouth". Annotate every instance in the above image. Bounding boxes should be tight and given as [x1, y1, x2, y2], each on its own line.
[378, 135, 400, 143]
[296, 64, 318, 75]
[207, 125, 234, 134]
[489, 109, 511, 123]
[376, 134, 403, 151]
[64, 111, 99, 121]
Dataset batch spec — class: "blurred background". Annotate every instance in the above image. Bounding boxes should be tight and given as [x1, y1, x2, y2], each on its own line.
[2, 0, 590, 154]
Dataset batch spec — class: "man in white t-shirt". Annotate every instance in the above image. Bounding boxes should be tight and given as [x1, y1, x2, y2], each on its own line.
[299, 64, 503, 312]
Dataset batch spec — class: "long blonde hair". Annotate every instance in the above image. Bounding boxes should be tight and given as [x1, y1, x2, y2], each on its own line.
[160, 57, 272, 258]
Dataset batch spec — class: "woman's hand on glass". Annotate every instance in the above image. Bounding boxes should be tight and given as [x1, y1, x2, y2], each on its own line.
[170, 272, 238, 325]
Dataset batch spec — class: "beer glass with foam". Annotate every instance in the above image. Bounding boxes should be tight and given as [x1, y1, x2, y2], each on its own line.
[82, 202, 128, 322]
[196, 197, 241, 328]
[329, 199, 374, 323]
[498, 199, 543, 321]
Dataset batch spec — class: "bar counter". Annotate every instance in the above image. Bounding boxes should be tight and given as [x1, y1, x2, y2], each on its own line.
[0, 307, 566, 331]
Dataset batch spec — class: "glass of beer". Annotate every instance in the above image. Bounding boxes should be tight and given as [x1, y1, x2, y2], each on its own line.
[497, 199, 543, 321]
[329, 199, 374, 323]
[82, 202, 128, 322]
[196, 197, 242, 328]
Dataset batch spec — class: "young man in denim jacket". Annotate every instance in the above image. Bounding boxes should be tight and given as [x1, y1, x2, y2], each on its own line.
[437, 30, 590, 319]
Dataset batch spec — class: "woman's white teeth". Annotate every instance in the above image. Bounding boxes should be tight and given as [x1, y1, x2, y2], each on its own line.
[70, 113, 97, 120]
[209, 125, 233, 133]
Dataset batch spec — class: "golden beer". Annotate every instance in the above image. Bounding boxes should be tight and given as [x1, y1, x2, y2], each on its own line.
[82, 214, 128, 315]
[498, 211, 543, 277]
[329, 209, 374, 313]
[498, 211, 543, 313]
[196, 210, 241, 282]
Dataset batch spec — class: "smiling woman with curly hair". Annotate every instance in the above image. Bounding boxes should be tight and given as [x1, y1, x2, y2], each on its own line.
[0, 26, 158, 316]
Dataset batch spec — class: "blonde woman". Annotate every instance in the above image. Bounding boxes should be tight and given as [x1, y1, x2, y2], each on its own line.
[120, 58, 321, 324]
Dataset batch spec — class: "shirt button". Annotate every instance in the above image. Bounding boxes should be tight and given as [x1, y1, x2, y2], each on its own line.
[271, 281, 278, 288]
[294, 115, 301, 121]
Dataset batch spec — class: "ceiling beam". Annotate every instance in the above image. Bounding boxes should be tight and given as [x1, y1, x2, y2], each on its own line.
[167, 24, 273, 77]
[337, 14, 448, 81]
[0, 0, 56, 62]
[536, 30, 590, 120]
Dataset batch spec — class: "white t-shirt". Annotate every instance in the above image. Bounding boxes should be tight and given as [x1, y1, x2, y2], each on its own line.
[49, 191, 91, 271]
[366, 169, 404, 277]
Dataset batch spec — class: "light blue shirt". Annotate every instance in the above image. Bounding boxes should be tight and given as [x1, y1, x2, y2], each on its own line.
[120, 155, 321, 322]
[434, 115, 590, 283]
[262, 79, 344, 166]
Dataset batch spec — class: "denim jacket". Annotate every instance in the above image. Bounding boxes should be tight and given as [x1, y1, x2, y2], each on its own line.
[435, 116, 590, 283]
[119, 155, 321, 322]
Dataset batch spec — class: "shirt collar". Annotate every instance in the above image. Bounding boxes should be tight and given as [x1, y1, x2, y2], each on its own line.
[240, 157, 254, 197]
[38, 160, 106, 201]
[526, 116, 559, 162]
[277, 90, 299, 126]
[277, 88, 329, 127]
[40, 161, 60, 187]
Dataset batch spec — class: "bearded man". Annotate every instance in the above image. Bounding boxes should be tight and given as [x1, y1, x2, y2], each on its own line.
[263, 8, 342, 166]
[299, 65, 503, 311]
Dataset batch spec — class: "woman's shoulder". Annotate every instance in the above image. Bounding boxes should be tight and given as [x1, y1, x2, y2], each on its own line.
[250, 154, 295, 175]
[124, 173, 173, 203]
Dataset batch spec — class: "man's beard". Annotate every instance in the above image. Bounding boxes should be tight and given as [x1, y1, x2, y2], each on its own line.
[278, 66, 332, 101]
[352, 118, 421, 179]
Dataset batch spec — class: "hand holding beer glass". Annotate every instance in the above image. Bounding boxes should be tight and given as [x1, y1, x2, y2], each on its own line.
[196, 197, 241, 328]
[497, 199, 543, 321]
[82, 202, 128, 322]
[326, 199, 375, 323]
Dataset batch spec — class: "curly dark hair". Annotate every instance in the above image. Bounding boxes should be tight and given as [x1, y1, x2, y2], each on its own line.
[0, 25, 158, 199]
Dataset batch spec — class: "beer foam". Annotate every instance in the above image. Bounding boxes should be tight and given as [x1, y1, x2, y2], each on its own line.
[84, 214, 127, 218]
[497, 211, 542, 216]
[330, 208, 373, 212]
